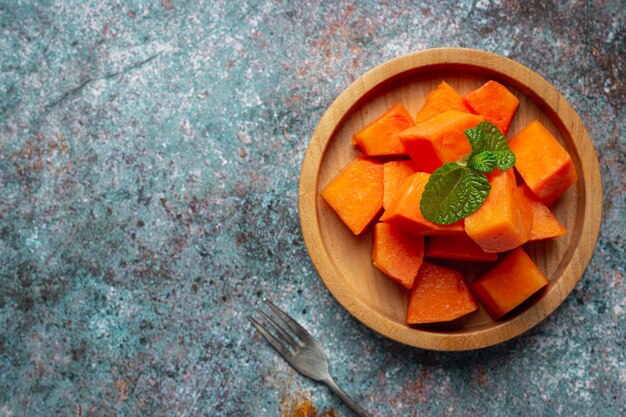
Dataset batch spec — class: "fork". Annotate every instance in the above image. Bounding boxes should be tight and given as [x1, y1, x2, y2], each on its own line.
[249, 300, 374, 417]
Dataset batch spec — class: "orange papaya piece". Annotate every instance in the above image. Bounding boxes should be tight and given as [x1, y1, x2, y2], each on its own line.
[321, 157, 383, 235]
[471, 247, 549, 320]
[353, 103, 415, 156]
[415, 81, 474, 123]
[518, 184, 567, 241]
[425, 235, 498, 262]
[465, 169, 533, 253]
[508, 120, 578, 206]
[407, 262, 478, 324]
[398, 110, 484, 173]
[372, 223, 424, 289]
[463, 80, 519, 135]
[380, 172, 465, 236]
[383, 160, 416, 210]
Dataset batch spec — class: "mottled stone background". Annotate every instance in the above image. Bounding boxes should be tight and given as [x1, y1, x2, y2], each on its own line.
[0, 1, 624, 416]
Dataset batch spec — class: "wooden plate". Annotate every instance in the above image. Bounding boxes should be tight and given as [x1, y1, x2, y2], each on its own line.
[298, 48, 602, 351]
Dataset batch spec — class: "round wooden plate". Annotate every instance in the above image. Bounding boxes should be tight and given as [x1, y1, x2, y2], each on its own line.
[298, 48, 602, 351]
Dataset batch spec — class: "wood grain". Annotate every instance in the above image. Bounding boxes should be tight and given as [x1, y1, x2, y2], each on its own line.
[298, 48, 602, 351]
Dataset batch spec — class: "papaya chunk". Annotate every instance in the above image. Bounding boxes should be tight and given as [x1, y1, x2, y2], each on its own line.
[380, 172, 465, 236]
[509, 120, 578, 206]
[372, 223, 424, 289]
[518, 184, 567, 241]
[383, 161, 416, 210]
[465, 169, 533, 253]
[407, 262, 478, 324]
[353, 103, 415, 156]
[415, 81, 474, 123]
[398, 110, 484, 173]
[471, 248, 549, 320]
[425, 235, 498, 262]
[321, 157, 383, 235]
[463, 80, 519, 135]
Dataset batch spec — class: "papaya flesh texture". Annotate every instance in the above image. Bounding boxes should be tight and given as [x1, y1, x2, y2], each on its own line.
[425, 234, 498, 262]
[471, 247, 549, 320]
[465, 168, 533, 253]
[372, 223, 424, 289]
[415, 81, 474, 123]
[383, 161, 416, 210]
[518, 184, 567, 241]
[380, 172, 465, 236]
[321, 157, 383, 235]
[353, 103, 415, 156]
[463, 80, 519, 135]
[508, 120, 578, 206]
[407, 262, 478, 324]
[398, 110, 484, 173]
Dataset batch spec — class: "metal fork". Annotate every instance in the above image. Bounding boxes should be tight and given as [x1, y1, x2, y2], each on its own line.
[249, 300, 374, 417]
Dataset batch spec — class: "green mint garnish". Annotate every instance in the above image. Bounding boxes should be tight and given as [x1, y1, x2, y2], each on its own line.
[468, 150, 497, 173]
[421, 121, 516, 225]
[420, 162, 491, 225]
[465, 121, 516, 170]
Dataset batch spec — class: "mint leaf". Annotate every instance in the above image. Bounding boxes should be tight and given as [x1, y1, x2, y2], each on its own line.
[421, 163, 491, 225]
[469, 151, 497, 173]
[465, 121, 516, 170]
[494, 148, 516, 171]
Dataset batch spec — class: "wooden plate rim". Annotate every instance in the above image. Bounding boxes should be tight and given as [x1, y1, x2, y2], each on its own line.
[298, 47, 602, 351]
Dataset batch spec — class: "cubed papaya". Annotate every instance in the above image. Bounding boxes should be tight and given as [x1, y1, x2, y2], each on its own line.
[372, 223, 424, 289]
[415, 81, 474, 123]
[321, 157, 383, 235]
[383, 160, 416, 210]
[380, 172, 465, 236]
[425, 234, 498, 262]
[407, 262, 478, 324]
[398, 110, 484, 173]
[353, 103, 415, 156]
[463, 80, 519, 135]
[508, 120, 578, 206]
[465, 169, 533, 253]
[518, 184, 567, 241]
[471, 247, 549, 320]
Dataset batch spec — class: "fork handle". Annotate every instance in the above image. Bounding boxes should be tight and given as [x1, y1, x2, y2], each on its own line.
[322, 376, 374, 417]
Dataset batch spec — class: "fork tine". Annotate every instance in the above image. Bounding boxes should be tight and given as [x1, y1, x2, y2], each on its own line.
[256, 308, 301, 348]
[248, 316, 292, 360]
[264, 299, 312, 341]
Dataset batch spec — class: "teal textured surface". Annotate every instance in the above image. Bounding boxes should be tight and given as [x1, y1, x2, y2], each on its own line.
[0, 1, 624, 416]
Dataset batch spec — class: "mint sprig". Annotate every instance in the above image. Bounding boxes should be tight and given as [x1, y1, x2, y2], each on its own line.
[466, 121, 516, 170]
[420, 121, 516, 225]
